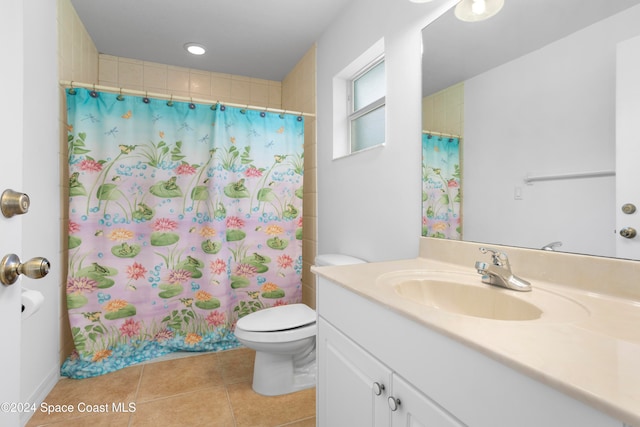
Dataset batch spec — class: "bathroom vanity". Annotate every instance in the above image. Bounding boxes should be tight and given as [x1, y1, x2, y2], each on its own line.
[313, 238, 640, 426]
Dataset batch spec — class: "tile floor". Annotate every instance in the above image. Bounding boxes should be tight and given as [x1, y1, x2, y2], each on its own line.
[25, 348, 315, 427]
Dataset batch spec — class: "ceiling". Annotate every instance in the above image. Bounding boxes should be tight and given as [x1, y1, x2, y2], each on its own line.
[422, 0, 640, 96]
[70, 0, 353, 82]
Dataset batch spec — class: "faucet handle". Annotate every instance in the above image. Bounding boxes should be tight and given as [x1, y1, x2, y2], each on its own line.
[478, 247, 509, 268]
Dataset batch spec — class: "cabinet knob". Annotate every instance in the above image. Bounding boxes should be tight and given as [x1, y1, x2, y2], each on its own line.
[388, 396, 401, 411]
[373, 382, 385, 396]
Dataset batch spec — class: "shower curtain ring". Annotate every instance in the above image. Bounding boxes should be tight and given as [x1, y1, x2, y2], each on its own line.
[90, 84, 98, 98]
[116, 88, 125, 101]
[189, 98, 196, 109]
[167, 95, 174, 107]
[68, 81, 76, 95]
[211, 101, 219, 111]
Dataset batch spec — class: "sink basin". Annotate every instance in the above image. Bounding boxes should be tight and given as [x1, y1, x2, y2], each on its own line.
[395, 278, 541, 320]
[377, 270, 589, 322]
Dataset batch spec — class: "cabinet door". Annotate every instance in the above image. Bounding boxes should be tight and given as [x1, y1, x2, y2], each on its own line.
[390, 374, 466, 427]
[318, 318, 392, 427]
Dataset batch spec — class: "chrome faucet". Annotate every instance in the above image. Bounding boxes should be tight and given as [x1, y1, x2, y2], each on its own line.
[474, 247, 531, 292]
[541, 241, 562, 251]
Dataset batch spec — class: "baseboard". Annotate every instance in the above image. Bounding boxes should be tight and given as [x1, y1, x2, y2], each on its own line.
[20, 365, 59, 427]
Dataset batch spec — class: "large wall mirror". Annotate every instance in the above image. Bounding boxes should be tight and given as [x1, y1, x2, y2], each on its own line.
[421, 0, 640, 260]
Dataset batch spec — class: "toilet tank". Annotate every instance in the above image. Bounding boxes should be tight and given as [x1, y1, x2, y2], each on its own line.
[315, 254, 367, 266]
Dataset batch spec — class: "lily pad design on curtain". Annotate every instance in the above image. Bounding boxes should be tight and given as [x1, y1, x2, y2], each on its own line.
[63, 88, 304, 378]
[422, 133, 461, 240]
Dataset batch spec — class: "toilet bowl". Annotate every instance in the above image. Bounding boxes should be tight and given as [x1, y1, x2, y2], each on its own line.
[234, 254, 366, 396]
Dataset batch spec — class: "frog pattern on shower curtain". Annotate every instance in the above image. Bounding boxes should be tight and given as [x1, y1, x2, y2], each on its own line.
[62, 88, 304, 378]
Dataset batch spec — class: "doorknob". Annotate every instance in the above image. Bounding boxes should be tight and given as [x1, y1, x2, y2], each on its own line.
[1, 189, 30, 218]
[619, 227, 637, 239]
[0, 254, 50, 286]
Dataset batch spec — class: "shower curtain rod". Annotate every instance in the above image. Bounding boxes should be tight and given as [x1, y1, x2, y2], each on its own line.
[423, 130, 461, 139]
[59, 80, 316, 118]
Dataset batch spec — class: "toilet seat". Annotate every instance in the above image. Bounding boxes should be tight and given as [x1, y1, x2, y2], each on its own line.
[234, 304, 316, 343]
[234, 322, 316, 343]
[237, 304, 315, 332]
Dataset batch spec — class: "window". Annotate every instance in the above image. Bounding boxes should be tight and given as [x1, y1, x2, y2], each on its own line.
[332, 38, 386, 159]
[349, 59, 385, 153]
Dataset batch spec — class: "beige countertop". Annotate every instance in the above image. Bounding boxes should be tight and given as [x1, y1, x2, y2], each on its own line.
[312, 239, 640, 426]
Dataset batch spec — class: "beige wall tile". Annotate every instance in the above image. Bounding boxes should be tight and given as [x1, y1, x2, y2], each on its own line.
[230, 78, 251, 102]
[211, 73, 232, 99]
[268, 85, 282, 108]
[167, 66, 190, 92]
[282, 45, 316, 306]
[250, 82, 269, 106]
[144, 63, 168, 89]
[118, 59, 144, 88]
[190, 70, 211, 96]
[423, 82, 464, 138]
[99, 55, 118, 83]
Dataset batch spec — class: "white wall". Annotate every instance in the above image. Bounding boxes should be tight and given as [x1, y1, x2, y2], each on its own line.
[463, 5, 640, 258]
[316, 0, 457, 262]
[20, 0, 61, 420]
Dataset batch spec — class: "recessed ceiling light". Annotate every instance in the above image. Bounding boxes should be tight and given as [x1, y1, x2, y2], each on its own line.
[184, 43, 206, 55]
[455, 0, 504, 22]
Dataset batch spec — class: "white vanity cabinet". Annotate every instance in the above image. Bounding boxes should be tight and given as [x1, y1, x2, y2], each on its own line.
[319, 318, 465, 427]
[316, 277, 623, 427]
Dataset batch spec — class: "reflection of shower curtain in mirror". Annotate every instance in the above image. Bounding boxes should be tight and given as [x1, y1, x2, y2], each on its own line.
[62, 88, 304, 378]
[422, 133, 461, 239]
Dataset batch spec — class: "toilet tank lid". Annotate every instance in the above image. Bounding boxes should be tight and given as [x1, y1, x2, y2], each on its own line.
[236, 304, 316, 332]
[315, 254, 367, 266]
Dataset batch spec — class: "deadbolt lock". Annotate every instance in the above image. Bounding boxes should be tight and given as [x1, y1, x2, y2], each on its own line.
[619, 227, 637, 239]
[1, 189, 30, 218]
[622, 203, 637, 215]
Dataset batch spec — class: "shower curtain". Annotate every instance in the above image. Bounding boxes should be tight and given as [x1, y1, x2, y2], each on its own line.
[422, 133, 461, 239]
[62, 88, 304, 378]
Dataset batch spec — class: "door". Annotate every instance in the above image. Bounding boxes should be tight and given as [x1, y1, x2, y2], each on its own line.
[616, 34, 640, 260]
[318, 319, 392, 427]
[390, 374, 466, 427]
[0, 0, 24, 426]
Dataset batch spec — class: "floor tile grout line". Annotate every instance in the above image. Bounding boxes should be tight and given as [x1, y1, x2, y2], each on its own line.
[277, 416, 315, 426]
[135, 383, 230, 406]
[127, 363, 146, 427]
[224, 380, 239, 427]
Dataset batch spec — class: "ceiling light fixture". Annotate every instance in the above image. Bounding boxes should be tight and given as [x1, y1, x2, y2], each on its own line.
[184, 43, 206, 55]
[454, 0, 504, 22]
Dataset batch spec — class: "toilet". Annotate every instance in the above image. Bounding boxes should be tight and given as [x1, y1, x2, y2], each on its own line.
[234, 253, 367, 396]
